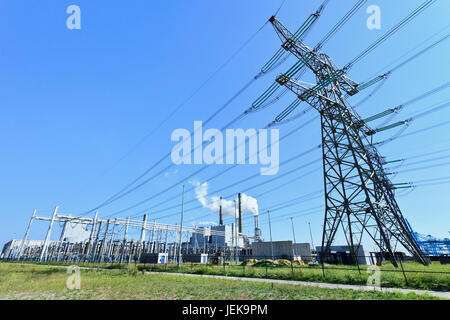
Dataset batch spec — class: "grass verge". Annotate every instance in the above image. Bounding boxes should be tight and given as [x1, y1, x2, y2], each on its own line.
[0, 263, 442, 300]
[4, 259, 449, 292]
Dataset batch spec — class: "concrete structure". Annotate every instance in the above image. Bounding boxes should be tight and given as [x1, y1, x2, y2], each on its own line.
[252, 241, 312, 261]
[316, 245, 367, 265]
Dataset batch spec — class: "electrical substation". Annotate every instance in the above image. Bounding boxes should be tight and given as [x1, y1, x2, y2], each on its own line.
[2, 0, 450, 269]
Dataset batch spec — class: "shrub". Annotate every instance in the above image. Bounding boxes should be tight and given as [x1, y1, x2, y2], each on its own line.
[240, 259, 257, 266]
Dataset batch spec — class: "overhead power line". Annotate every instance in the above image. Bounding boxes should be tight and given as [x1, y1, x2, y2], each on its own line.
[80, 1, 331, 216]
[345, 0, 438, 70]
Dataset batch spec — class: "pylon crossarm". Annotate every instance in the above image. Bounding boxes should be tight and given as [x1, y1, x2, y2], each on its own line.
[270, 17, 360, 96]
[276, 75, 338, 109]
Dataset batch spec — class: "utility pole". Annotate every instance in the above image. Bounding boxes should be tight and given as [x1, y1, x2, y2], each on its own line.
[290, 217, 296, 260]
[107, 219, 117, 259]
[140, 214, 148, 248]
[140, 214, 149, 259]
[156, 228, 161, 253]
[120, 216, 130, 263]
[86, 211, 98, 258]
[99, 219, 110, 263]
[173, 223, 177, 261]
[234, 200, 238, 264]
[267, 210, 274, 260]
[177, 185, 185, 267]
[186, 233, 190, 255]
[308, 222, 315, 250]
[232, 201, 235, 261]
[186, 230, 191, 254]
[203, 229, 206, 254]
[92, 221, 102, 262]
[150, 220, 156, 254]
[40, 206, 59, 262]
[164, 228, 168, 253]
[194, 226, 198, 254]
[18, 209, 37, 260]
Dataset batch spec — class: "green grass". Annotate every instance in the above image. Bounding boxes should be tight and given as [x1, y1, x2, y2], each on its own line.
[0, 263, 442, 300]
[137, 260, 449, 292]
[6, 259, 450, 292]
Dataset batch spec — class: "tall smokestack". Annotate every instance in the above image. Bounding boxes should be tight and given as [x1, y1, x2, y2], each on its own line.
[219, 197, 223, 226]
[254, 215, 262, 240]
[238, 193, 242, 233]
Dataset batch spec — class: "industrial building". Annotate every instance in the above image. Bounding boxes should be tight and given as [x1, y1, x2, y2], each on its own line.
[407, 219, 450, 259]
[251, 241, 312, 261]
[189, 225, 247, 251]
[315, 245, 367, 265]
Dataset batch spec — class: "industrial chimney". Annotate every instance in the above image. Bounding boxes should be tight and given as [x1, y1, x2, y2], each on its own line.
[219, 196, 223, 226]
[254, 215, 262, 241]
[238, 193, 243, 233]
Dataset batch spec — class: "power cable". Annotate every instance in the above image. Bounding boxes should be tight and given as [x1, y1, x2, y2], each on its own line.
[345, 0, 438, 70]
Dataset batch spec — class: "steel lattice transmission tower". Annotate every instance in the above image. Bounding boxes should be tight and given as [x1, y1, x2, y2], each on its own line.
[268, 16, 428, 267]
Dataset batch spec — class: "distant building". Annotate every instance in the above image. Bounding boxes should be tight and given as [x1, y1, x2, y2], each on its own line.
[252, 241, 312, 261]
[369, 251, 410, 264]
[1, 239, 57, 259]
[190, 224, 245, 249]
[315, 245, 367, 265]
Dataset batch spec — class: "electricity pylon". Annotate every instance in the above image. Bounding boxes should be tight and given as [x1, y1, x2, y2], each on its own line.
[268, 16, 428, 267]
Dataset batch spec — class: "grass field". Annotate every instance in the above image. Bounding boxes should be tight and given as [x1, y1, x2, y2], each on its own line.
[138, 260, 449, 291]
[6, 259, 449, 292]
[0, 263, 442, 300]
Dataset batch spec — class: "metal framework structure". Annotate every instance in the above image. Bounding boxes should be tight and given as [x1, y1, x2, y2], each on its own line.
[3, 208, 252, 263]
[268, 16, 428, 267]
[406, 220, 450, 257]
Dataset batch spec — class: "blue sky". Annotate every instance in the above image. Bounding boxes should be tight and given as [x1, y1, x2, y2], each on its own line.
[1, 0, 449, 251]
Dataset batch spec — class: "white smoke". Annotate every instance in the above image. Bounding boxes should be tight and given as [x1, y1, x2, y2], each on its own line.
[188, 220, 218, 227]
[191, 180, 259, 218]
[239, 193, 259, 216]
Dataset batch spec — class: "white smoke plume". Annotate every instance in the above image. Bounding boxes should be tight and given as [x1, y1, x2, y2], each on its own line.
[239, 193, 259, 216]
[191, 180, 259, 218]
[189, 220, 218, 227]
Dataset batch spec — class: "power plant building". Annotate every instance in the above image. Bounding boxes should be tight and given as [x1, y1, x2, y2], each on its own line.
[251, 241, 312, 261]
[315, 245, 367, 265]
[189, 224, 246, 249]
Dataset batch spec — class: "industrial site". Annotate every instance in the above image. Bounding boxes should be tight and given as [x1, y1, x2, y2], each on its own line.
[1, 0, 449, 303]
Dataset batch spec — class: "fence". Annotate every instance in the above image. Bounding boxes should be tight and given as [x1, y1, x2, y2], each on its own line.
[2, 252, 449, 291]
[135, 254, 449, 291]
